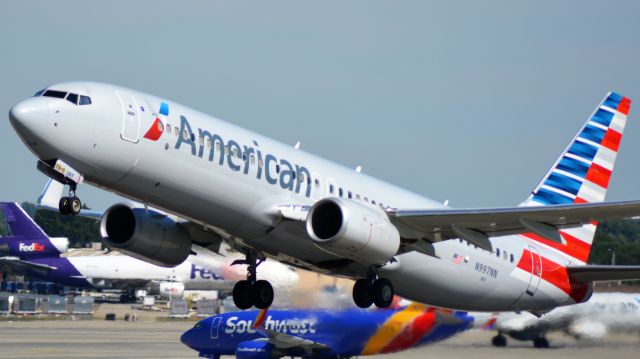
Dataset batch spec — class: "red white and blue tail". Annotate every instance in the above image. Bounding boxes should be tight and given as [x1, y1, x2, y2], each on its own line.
[520, 92, 631, 263]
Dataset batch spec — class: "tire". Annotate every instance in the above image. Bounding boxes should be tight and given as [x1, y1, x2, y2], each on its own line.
[492, 334, 507, 347]
[232, 280, 253, 310]
[533, 336, 549, 348]
[252, 280, 274, 309]
[59, 197, 70, 215]
[352, 279, 373, 308]
[372, 278, 394, 308]
[69, 197, 82, 215]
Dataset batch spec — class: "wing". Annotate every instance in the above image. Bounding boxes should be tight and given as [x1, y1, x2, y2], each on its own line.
[0, 257, 57, 275]
[261, 329, 329, 350]
[567, 265, 640, 282]
[390, 200, 640, 251]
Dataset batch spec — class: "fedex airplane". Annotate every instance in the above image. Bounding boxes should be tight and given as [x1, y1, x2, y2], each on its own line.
[0, 202, 297, 299]
[9, 82, 640, 311]
[180, 303, 473, 359]
[475, 292, 640, 348]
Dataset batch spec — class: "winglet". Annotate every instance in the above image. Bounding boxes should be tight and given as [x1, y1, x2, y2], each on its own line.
[252, 308, 268, 330]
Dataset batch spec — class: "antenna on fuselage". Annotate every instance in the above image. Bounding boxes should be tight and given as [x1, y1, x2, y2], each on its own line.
[355, 166, 362, 173]
[294, 141, 301, 150]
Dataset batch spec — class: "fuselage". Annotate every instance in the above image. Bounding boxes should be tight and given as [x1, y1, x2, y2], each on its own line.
[9, 82, 593, 311]
[180, 306, 473, 357]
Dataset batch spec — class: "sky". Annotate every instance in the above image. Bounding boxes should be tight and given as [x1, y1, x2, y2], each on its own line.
[1, 1, 640, 211]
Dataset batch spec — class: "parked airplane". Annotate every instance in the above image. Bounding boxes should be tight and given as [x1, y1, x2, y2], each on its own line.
[0, 202, 68, 267]
[9, 82, 640, 311]
[0, 202, 298, 299]
[476, 292, 640, 348]
[181, 303, 473, 358]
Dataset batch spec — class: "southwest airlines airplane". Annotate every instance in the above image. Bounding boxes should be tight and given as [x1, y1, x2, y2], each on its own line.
[9, 82, 640, 311]
[181, 303, 473, 359]
[0, 202, 297, 299]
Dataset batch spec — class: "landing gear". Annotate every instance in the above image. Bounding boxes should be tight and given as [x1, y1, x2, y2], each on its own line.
[491, 334, 507, 347]
[533, 336, 549, 348]
[352, 272, 395, 308]
[231, 251, 274, 310]
[58, 184, 81, 216]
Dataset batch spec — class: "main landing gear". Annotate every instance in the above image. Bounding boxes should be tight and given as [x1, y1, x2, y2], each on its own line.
[58, 183, 82, 216]
[231, 251, 274, 310]
[352, 270, 395, 308]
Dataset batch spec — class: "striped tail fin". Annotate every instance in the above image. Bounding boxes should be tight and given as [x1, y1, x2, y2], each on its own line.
[520, 92, 632, 263]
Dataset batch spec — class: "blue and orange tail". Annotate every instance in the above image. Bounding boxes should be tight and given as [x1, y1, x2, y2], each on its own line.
[520, 92, 631, 263]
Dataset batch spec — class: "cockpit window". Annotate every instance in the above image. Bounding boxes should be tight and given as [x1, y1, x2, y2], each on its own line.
[66, 93, 78, 105]
[79, 95, 92, 105]
[43, 90, 67, 99]
[33, 89, 46, 97]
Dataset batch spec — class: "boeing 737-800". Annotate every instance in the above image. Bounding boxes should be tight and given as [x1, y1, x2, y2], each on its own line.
[8, 82, 640, 311]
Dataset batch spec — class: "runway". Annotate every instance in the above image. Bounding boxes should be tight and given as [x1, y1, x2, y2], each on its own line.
[0, 317, 638, 359]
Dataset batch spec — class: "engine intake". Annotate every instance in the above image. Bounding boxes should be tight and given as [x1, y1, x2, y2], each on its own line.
[306, 198, 400, 265]
[100, 203, 191, 267]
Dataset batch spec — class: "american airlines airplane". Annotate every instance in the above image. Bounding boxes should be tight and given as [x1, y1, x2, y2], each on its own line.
[8, 82, 640, 311]
[0, 202, 297, 299]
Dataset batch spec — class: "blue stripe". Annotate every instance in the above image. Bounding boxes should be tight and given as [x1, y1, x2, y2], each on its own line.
[579, 124, 606, 144]
[603, 92, 623, 109]
[544, 173, 582, 195]
[159, 102, 170, 116]
[557, 156, 590, 178]
[591, 108, 614, 127]
[533, 188, 574, 205]
[567, 141, 598, 161]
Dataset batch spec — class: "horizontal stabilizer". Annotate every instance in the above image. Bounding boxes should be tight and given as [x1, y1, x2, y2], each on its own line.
[567, 265, 640, 282]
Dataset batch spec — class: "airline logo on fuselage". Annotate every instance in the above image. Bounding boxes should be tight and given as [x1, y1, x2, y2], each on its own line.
[145, 109, 313, 198]
[224, 315, 317, 335]
[19, 242, 45, 252]
[190, 264, 223, 280]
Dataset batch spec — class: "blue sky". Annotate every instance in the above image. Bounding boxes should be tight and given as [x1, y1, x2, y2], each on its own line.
[1, 1, 640, 210]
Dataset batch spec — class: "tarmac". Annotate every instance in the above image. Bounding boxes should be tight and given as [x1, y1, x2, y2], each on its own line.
[0, 308, 638, 359]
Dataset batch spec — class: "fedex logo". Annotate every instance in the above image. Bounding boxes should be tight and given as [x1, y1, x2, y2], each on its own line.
[19, 242, 45, 252]
[190, 264, 222, 280]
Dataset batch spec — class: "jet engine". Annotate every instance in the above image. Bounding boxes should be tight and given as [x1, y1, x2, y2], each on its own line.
[306, 198, 400, 265]
[156, 282, 185, 298]
[235, 341, 281, 359]
[100, 203, 191, 267]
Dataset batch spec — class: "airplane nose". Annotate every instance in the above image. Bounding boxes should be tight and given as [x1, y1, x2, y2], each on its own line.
[9, 99, 49, 134]
[180, 329, 195, 348]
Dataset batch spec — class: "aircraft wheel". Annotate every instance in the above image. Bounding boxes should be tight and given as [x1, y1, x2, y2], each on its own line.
[59, 197, 70, 215]
[232, 280, 253, 310]
[533, 336, 549, 348]
[372, 278, 394, 308]
[69, 196, 82, 215]
[352, 279, 373, 308]
[491, 334, 507, 347]
[252, 280, 274, 309]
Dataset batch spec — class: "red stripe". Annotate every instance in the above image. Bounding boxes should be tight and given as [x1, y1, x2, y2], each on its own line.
[381, 311, 438, 353]
[143, 117, 165, 141]
[601, 129, 622, 152]
[521, 232, 591, 262]
[573, 196, 588, 204]
[516, 249, 591, 302]
[617, 97, 631, 115]
[585, 162, 611, 189]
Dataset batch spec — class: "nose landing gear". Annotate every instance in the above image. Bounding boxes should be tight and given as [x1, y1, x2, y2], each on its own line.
[231, 251, 275, 310]
[353, 270, 395, 308]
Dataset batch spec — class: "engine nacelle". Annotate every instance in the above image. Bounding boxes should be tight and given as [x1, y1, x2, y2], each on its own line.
[155, 282, 185, 298]
[100, 203, 191, 267]
[306, 198, 400, 265]
[236, 341, 281, 359]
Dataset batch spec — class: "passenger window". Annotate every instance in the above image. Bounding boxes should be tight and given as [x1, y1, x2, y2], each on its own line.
[174, 127, 179, 136]
[364, 197, 368, 202]
[314, 178, 320, 187]
[496, 248, 500, 258]
[510, 254, 515, 263]
[43, 90, 67, 98]
[356, 194, 361, 200]
[329, 184, 335, 194]
[503, 251, 508, 260]
[79, 95, 92, 105]
[250, 154, 256, 164]
[276, 164, 281, 173]
[66, 93, 78, 105]
[206, 138, 211, 149]
[372, 200, 376, 205]
[339, 188, 344, 197]
[348, 191, 353, 199]
[167, 125, 172, 134]
[215, 142, 221, 152]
